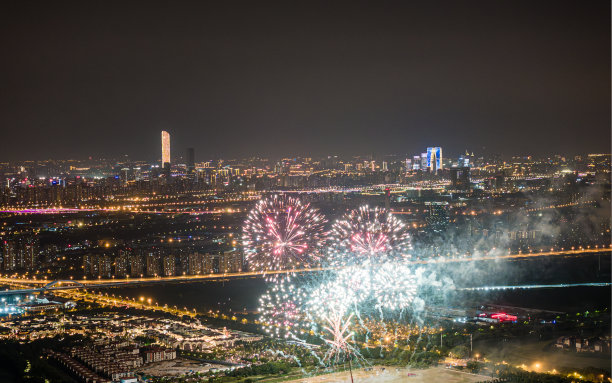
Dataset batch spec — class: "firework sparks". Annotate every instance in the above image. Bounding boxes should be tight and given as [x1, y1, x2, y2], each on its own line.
[243, 195, 327, 277]
[321, 310, 356, 362]
[258, 281, 307, 338]
[329, 205, 411, 265]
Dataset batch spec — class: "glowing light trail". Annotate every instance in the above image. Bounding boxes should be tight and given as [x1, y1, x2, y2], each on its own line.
[461, 282, 611, 291]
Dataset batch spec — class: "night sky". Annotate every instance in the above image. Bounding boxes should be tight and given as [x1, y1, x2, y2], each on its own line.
[1, 1, 610, 161]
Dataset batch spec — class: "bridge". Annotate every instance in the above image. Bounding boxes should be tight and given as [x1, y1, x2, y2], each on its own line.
[0, 247, 608, 296]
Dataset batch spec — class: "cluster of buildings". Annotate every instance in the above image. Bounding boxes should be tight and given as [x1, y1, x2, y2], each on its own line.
[555, 336, 611, 353]
[1, 235, 38, 271]
[82, 250, 243, 278]
[1, 310, 263, 381]
[133, 318, 262, 352]
[46, 338, 176, 382]
[2, 130, 609, 207]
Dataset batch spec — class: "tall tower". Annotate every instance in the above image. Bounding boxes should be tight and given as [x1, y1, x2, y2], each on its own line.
[161, 131, 171, 168]
[186, 148, 195, 173]
[427, 147, 442, 174]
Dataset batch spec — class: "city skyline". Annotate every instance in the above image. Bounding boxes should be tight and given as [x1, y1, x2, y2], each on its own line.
[1, 1, 610, 161]
[0, 133, 607, 165]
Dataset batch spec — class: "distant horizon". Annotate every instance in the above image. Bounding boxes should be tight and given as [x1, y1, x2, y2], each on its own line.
[1, 149, 608, 165]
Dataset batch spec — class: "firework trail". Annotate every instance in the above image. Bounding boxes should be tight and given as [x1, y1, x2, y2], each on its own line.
[243, 195, 327, 279]
[328, 205, 411, 266]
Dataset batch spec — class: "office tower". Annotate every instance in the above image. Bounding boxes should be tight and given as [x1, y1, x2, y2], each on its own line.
[413, 155, 420, 170]
[161, 131, 171, 168]
[186, 148, 195, 174]
[120, 168, 129, 186]
[426, 147, 443, 173]
[458, 150, 472, 168]
[133, 167, 143, 181]
[420, 153, 428, 170]
[405, 158, 411, 172]
[382, 161, 388, 171]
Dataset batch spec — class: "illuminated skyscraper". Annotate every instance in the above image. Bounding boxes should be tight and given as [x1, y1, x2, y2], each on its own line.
[426, 147, 442, 173]
[161, 130, 171, 168]
[420, 153, 428, 170]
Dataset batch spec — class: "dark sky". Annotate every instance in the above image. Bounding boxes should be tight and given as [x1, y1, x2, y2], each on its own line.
[1, 0, 610, 161]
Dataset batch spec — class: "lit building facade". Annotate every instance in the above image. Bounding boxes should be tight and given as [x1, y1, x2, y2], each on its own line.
[161, 131, 171, 168]
[427, 147, 442, 173]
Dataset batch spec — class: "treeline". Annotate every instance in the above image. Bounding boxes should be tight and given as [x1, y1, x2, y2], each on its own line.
[0, 335, 87, 383]
[497, 365, 608, 383]
[225, 361, 292, 377]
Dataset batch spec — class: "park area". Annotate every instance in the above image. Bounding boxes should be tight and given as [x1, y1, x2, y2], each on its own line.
[140, 358, 230, 377]
[292, 366, 490, 383]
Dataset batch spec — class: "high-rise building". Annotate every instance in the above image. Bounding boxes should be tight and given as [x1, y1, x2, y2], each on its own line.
[22, 238, 38, 271]
[146, 251, 161, 276]
[129, 254, 144, 277]
[426, 147, 443, 173]
[450, 167, 471, 190]
[219, 252, 242, 273]
[188, 253, 203, 275]
[458, 150, 472, 168]
[203, 254, 214, 274]
[3, 237, 38, 271]
[98, 254, 112, 278]
[2, 240, 17, 271]
[163, 254, 176, 276]
[115, 250, 130, 277]
[413, 155, 420, 170]
[420, 153, 428, 170]
[186, 148, 195, 174]
[83, 254, 97, 276]
[161, 131, 171, 168]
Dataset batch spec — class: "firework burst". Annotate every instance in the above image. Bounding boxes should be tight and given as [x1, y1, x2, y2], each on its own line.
[243, 195, 327, 276]
[328, 205, 411, 265]
[258, 281, 308, 338]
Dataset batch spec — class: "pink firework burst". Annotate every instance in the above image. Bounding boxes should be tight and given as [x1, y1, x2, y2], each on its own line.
[329, 205, 411, 265]
[243, 195, 327, 274]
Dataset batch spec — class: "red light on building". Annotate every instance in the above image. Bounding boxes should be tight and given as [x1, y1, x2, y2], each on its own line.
[490, 313, 517, 322]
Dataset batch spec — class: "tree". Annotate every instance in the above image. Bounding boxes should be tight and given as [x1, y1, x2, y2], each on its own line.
[449, 345, 469, 359]
[466, 361, 482, 373]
